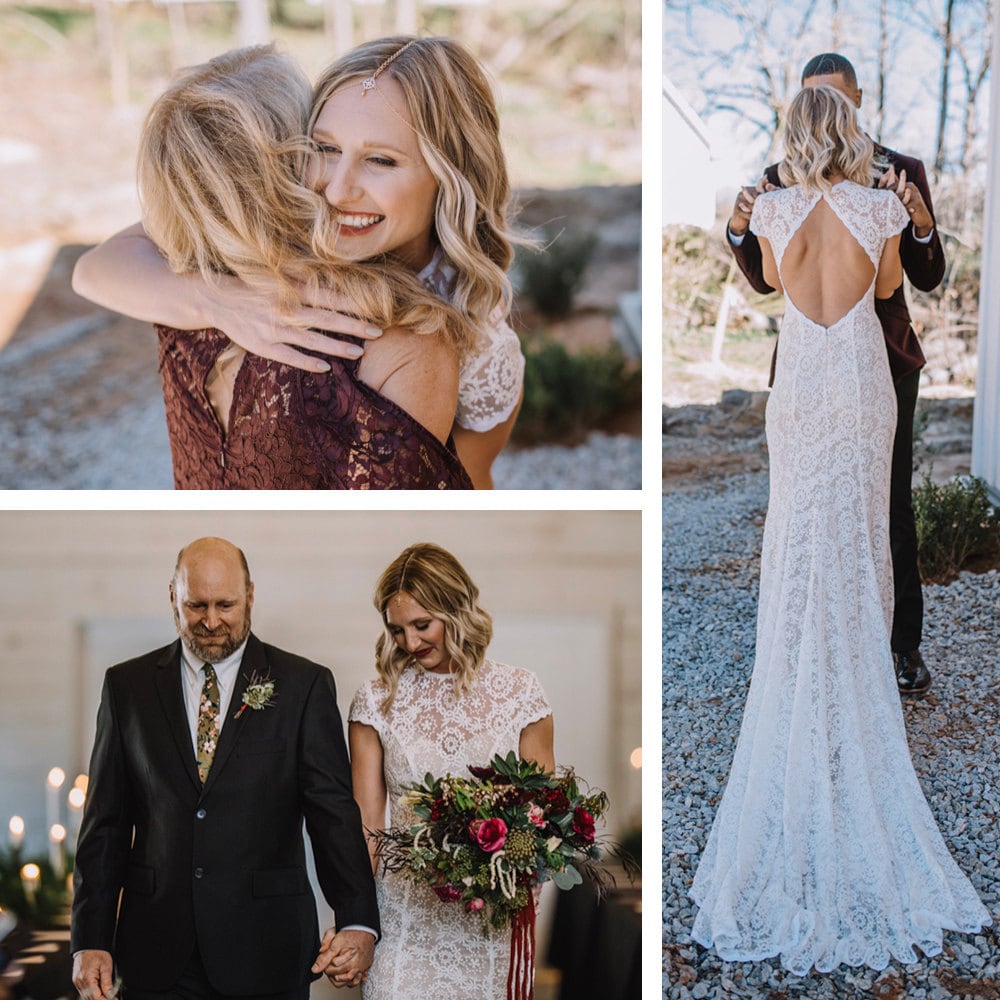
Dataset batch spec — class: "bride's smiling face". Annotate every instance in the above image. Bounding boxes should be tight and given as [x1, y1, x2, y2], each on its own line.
[385, 591, 454, 674]
[306, 77, 440, 271]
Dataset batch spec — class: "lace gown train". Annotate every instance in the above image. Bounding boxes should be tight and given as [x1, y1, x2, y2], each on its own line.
[690, 181, 990, 974]
[350, 660, 551, 999]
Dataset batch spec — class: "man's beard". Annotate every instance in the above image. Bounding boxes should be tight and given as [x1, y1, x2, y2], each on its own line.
[175, 608, 251, 664]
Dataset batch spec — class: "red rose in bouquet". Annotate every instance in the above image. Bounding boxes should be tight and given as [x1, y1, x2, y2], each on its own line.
[469, 817, 508, 852]
[572, 807, 596, 843]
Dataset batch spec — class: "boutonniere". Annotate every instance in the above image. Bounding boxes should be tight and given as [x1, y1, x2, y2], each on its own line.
[234, 671, 276, 718]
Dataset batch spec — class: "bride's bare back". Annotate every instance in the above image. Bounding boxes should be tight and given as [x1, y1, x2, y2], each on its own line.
[756, 181, 903, 329]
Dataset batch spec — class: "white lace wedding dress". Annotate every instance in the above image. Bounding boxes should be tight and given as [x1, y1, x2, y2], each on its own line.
[690, 180, 990, 974]
[350, 659, 551, 998]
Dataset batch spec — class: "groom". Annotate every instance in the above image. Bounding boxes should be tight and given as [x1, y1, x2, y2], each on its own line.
[727, 52, 940, 698]
[71, 536, 378, 999]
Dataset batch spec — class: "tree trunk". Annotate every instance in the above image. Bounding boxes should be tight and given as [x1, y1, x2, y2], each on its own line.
[933, 0, 956, 180]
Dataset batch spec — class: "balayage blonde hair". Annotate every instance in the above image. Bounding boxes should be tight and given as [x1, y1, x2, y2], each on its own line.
[372, 543, 493, 711]
[310, 36, 518, 344]
[137, 45, 464, 344]
[778, 85, 875, 192]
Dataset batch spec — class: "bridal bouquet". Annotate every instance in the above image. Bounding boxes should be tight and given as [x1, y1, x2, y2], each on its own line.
[374, 752, 631, 999]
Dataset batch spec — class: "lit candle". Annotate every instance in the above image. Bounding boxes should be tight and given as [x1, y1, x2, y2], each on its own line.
[46, 767, 66, 835]
[8, 815, 25, 852]
[21, 862, 41, 903]
[629, 746, 642, 769]
[49, 823, 67, 878]
[73, 773, 89, 793]
[67, 785, 86, 844]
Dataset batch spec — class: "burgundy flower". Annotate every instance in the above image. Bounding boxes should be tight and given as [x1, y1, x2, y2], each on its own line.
[543, 788, 570, 813]
[467, 764, 500, 781]
[429, 798, 446, 821]
[433, 882, 462, 902]
[469, 817, 508, 852]
[572, 807, 595, 843]
[466, 897, 486, 912]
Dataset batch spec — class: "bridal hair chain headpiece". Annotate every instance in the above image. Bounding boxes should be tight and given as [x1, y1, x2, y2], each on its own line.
[362, 39, 419, 96]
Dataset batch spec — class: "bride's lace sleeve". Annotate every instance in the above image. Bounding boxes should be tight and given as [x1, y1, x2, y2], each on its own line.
[510, 667, 552, 732]
[879, 188, 911, 237]
[349, 680, 383, 731]
[455, 311, 525, 432]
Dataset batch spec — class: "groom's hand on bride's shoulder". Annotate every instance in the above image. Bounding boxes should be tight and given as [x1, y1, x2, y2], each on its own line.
[312, 927, 375, 989]
[729, 177, 777, 237]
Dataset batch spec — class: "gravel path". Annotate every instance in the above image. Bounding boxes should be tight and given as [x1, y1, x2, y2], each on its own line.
[0, 323, 639, 490]
[663, 471, 1000, 999]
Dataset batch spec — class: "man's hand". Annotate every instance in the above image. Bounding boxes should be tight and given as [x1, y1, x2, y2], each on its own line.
[878, 165, 934, 237]
[728, 177, 777, 237]
[72, 950, 115, 1000]
[311, 928, 376, 989]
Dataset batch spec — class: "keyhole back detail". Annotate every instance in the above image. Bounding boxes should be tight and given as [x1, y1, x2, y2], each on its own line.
[780, 197, 875, 330]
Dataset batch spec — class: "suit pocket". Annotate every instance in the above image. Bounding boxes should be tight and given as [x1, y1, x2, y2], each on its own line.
[124, 863, 156, 896]
[252, 866, 309, 898]
[237, 738, 287, 756]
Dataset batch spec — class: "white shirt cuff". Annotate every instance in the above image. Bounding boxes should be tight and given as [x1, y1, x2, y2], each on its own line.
[728, 227, 746, 246]
[912, 227, 934, 244]
[339, 924, 378, 938]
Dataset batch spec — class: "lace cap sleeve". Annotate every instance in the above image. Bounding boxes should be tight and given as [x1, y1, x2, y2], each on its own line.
[348, 679, 384, 731]
[511, 666, 552, 733]
[881, 189, 911, 237]
[456, 312, 525, 432]
[748, 191, 775, 240]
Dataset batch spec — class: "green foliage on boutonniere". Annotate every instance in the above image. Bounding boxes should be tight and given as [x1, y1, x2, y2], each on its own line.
[234, 671, 276, 718]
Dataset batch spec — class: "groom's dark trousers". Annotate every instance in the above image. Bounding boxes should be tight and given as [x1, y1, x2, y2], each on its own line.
[71, 633, 378, 997]
[729, 143, 943, 652]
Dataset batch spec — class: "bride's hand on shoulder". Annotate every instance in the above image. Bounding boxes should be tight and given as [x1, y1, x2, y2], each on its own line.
[203, 275, 385, 373]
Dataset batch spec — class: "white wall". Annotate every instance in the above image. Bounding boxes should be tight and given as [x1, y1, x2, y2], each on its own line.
[972, 19, 1000, 501]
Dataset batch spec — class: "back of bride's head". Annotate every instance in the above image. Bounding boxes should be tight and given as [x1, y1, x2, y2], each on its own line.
[778, 85, 874, 191]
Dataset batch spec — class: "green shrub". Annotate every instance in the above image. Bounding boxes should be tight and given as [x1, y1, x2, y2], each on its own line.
[913, 474, 1000, 584]
[516, 228, 598, 318]
[513, 338, 641, 444]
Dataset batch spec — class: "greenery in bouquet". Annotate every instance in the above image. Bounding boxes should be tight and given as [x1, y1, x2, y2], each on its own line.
[374, 752, 635, 933]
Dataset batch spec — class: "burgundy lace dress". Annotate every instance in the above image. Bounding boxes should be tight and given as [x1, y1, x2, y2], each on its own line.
[155, 331, 472, 490]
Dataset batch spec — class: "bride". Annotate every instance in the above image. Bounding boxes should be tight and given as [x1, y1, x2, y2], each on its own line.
[345, 543, 553, 997]
[690, 85, 990, 973]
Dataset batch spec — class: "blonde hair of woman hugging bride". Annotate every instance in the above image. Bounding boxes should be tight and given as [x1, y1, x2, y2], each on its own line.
[348, 543, 554, 998]
[73, 37, 524, 489]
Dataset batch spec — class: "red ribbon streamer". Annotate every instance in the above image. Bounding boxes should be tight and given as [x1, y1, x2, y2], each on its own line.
[507, 902, 536, 1000]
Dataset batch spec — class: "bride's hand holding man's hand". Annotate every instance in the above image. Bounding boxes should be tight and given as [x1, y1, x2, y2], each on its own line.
[877, 165, 934, 237]
[729, 177, 778, 236]
[311, 927, 375, 989]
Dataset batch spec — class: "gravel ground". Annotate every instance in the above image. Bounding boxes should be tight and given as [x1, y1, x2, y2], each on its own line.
[663, 472, 1000, 999]
[0, 323, 639, 490]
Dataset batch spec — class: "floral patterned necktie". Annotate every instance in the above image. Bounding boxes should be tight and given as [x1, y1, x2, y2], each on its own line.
[196, 663, 220, 784]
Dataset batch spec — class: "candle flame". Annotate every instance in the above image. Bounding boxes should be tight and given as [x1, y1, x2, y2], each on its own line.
[47, 766, 66, 789]
[50, 823, 67, 843]
[68, 787, 86, 809]
[629, 746, 642, 769]
[21, 862, 41, 881]
[9, 816, 24, 836]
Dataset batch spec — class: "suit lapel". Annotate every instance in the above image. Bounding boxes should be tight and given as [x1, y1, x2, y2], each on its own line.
[153, 641, 202, 793]
[200, 632, 266, 796]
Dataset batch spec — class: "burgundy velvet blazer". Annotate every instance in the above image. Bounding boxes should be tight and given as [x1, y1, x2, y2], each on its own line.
[729, 142, 944, 384]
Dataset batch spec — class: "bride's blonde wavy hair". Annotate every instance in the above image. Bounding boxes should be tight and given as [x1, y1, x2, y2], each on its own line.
[372, 543, 493, 712]
[137, 45, 465, 345]
[310, 36, 520, 347]
[778, 85, 875, 192]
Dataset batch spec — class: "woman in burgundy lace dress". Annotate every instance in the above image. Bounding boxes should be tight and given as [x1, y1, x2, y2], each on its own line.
[73, 39, 524, 489]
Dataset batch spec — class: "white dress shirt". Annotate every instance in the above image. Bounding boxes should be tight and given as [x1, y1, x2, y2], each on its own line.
[180, 640, 247, 751]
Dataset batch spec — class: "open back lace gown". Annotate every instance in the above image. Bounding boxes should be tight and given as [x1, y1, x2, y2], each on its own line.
[350, 659, 551, 998]
[690, 180, 990, 974]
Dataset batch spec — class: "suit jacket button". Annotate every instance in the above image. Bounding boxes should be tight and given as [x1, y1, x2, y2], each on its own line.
[196, 809, 207, 819]
[194, 867, 205, 878]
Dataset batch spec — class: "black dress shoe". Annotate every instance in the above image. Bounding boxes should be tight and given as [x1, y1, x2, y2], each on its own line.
[895, 648, 932, 697]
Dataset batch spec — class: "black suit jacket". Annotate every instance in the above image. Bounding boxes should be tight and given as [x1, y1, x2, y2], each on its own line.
[729, 142, 944, 383]
[71, 633, 378, 994]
